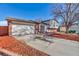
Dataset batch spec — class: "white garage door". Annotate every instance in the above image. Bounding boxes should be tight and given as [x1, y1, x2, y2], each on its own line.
[12, 24, 35, 36]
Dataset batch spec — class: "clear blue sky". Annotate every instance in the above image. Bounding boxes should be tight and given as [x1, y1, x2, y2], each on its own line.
[0, 3, 61, 26]
[0, 3, 54, 21]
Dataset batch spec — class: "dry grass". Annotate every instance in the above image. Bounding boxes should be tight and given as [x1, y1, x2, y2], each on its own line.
[49, 32, 79, 42]
[0, 36, 49, 56]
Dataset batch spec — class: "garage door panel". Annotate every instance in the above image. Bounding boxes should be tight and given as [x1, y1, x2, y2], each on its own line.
[12, 24, 35, 36]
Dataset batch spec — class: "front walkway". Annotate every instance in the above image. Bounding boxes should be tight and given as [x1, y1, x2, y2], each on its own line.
[15, 35, 79, 56]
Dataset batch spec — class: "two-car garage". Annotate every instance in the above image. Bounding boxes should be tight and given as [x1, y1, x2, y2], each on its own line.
[0, 18, 35, 36]
[7, 18, 35, 36]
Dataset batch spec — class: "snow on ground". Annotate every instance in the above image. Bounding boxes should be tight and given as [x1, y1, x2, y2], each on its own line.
[14, 35, 79, 56]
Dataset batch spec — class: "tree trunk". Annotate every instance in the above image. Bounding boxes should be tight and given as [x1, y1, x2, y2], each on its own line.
[65, 26, 69, 33]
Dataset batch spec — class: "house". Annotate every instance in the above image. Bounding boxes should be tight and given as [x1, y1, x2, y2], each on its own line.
[6, 17, 48, 36]
[0, 18, 59, 36]
[42, 19, 59, 32]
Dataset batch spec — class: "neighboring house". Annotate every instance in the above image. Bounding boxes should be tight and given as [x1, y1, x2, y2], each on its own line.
[60, 20, 79, 33]
[50, 19, 59, 29]
[69, 21, 79, 34]
[42, 19, 59, 32]
[60, 25, 66, 32]
[6, 17, 48, 36]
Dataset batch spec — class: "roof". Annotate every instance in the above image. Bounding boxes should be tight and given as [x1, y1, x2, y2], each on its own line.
[0, 36, 49, 56]
[6, 17, 36, 24]
[6, 17, 48, 25]
[42, 19, 59, 23]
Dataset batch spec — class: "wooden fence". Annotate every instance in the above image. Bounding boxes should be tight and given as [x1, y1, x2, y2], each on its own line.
[0, 26, 8, 36]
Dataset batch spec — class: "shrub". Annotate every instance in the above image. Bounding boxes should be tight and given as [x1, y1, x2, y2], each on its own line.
[68, 30, 76, 33]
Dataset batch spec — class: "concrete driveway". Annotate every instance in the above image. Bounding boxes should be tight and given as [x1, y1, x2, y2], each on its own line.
[15, 35, 79, 56]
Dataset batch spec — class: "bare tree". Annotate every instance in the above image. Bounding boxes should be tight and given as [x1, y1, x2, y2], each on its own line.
[52, 3, 79, 33]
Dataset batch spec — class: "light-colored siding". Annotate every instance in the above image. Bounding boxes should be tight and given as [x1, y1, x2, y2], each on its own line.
[50, 20, 59, 29]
